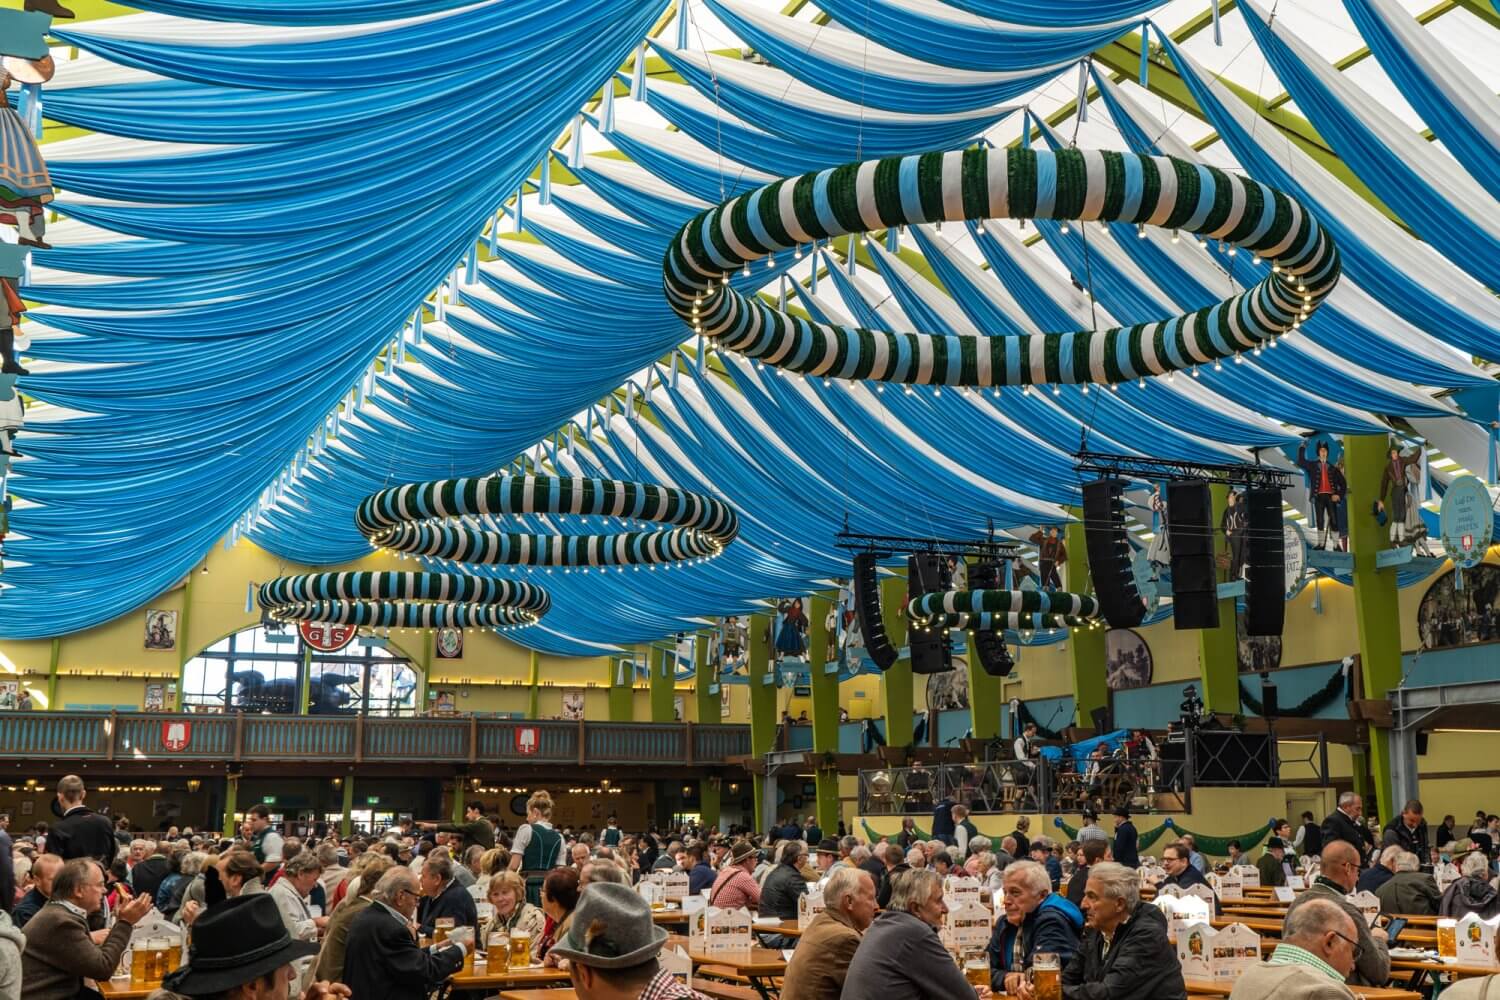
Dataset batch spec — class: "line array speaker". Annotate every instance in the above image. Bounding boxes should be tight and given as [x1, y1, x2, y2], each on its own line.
[969, 559, 1015, 677]
[851, 552, 899, 670]
[1244, 487, 1286, 637]
[906, 553, 954, 675]
[1167, 481, 1219, 630]
[1081, 479, 1146, 627]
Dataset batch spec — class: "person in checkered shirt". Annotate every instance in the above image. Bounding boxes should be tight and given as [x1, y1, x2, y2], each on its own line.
[550, 882, 707, 999]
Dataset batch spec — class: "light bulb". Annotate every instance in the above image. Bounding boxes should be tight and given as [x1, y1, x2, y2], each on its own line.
[1170, 230, 1180, 244]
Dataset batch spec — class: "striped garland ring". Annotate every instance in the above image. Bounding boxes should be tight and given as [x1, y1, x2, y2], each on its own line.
[908, 588, 1101, 621]
[256, 572, 550, 630]
[354, 475, 739, 569]
[943, 611, 1092, 632]
[663, 147, 1341, 387]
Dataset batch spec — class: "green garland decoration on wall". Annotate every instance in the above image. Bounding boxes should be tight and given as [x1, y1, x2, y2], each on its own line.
[256, 571, 550, 630]
[355, 475, 739, 569]
[1052, 817, 1272, 855]
[663, 147, 1340, 389]
[1239, 665, 1348, 718]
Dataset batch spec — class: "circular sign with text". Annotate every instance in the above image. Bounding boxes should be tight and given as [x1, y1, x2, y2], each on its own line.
[298, 621, 356, 653]
[1439, 475, 1494, 570]
[1284, 522, 1307, 597]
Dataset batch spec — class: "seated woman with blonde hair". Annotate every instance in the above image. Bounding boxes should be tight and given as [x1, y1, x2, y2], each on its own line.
[481, 870, 545, 961]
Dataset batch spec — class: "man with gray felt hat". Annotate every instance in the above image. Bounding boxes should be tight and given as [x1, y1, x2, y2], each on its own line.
[550, 882, 705, 1000]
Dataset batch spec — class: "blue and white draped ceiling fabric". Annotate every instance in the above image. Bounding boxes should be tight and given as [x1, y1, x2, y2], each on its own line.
[0, 0, 665, 638]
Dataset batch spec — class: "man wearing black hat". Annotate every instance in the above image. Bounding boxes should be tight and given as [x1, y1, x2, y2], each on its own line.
[551, 881, 700, 999]
[343, 865, 469, 1000]
[161, 893, 346, 1000]
[1112, 808, 1139, 869]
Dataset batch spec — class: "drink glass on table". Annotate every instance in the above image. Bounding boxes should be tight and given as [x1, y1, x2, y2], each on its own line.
[114, 948, 132, 981]
[131, 945, 150, 983]
[509, 929, 532, 969]
[1031, 951, 1062, 1000]
[434, 917, 455, 943]
[963, 951, 989, 987]
[1437, 918, 1458, 959]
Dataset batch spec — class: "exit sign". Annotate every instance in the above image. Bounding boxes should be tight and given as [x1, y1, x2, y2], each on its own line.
[262, 796, 277, 805]
[365, 796, 380, 805]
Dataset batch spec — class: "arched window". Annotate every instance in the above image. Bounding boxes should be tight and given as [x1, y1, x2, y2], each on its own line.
[182, 625, 419, 717]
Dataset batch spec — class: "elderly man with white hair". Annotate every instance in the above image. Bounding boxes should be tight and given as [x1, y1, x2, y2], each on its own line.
[781, 866, 877, 1000]
[1063, 861, 1185, 1000]
[1287, 841, 1390, 987]
[843, 869, 990, 998]
[1374, 850, 1440, 916]
[1227, 898, 1360, 1000]
[987, 859, 1083, 997]
[1439, 849, 1500, 921]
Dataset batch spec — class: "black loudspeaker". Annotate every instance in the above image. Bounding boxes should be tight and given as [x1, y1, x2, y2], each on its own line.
[1259, 679, 1279, 719]
[852, 552, 899, 670]
[1090, 705, 1113, 733]
[969, 560, 1015, 677]
[1244, 487, 1286, 637]
[1416, 731, 1429, 756]
[1167, 481, 1219, 630]
[907, 553, 954, 675]
[1080, 479, 1146, 627]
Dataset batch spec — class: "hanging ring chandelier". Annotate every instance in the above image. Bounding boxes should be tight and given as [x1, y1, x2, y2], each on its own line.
[663, 147, 1339, 387]
[256, 571, 550, 630]
[354, 474, 739, 569]
[940, 611, 1092, 632]
[908, 587, 1101, 627]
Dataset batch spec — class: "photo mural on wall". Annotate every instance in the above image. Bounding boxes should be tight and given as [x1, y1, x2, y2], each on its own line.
[1104, 629, 1153, 690]
[1418, 565, 1500, 650]
[925, 657, 969, 712]
[1237, 611, 1283, 672]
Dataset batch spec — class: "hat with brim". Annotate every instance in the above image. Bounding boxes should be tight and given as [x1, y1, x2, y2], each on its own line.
[726, 839, 757, 865]
[162, 894, 319, 995]
[816, 838, 839, 855]
[549, 882, 669, 970]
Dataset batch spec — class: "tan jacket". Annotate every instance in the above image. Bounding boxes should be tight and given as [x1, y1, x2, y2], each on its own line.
[313, 893, 372, 984]
[1226, 962, 1355, 1000]
[780, 908, 861, 1000]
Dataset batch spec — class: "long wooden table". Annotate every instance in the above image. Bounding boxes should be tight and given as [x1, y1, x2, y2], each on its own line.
[444, 964, 572, 996]
[98, 981, 158, 1000]
[1185, 978, 1420, 999]
[1390, 957, 1500, 991]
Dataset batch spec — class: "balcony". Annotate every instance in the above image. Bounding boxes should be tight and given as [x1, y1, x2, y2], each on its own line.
[0, 712, 751, 771]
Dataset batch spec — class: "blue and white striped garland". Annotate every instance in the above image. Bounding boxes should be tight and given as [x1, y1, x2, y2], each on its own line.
[909, 587, 1101, 621]
[256, 571, 550, 630]
[354, 474, 739, 569]
[663, 147, 1340, 387]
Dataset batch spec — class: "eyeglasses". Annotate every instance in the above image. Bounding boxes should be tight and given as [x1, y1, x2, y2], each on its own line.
[1329, 929, 1364, 962]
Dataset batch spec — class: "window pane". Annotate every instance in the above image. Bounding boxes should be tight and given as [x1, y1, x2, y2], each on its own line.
[309, 658, 364, 715]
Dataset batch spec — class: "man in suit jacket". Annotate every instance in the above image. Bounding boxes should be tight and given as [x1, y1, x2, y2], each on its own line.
[47, 775, 117, 869]
[1321, 793, 1375, 865]
[21, 858, 152, 1000]
[129, 840, 171, 901]
[1227, 898, 1358, 1000]
[343, 866, 467, 1000]
[1112, 808, 1140, 869]
[313, 856, 393, 984]
[1286, 842, 1390, 988]
[781, 867, 875, 1000]
[414, 851, 477, 937]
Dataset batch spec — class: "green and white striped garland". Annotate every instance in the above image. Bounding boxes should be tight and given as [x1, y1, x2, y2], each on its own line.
[663, 147, 1340, 387]
[256, 571, 550, 630]
[908, 587, 1100, 621]
[355, 474, 739, 569]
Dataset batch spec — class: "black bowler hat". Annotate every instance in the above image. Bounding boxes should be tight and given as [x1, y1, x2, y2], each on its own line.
[162, 894, 319, 995]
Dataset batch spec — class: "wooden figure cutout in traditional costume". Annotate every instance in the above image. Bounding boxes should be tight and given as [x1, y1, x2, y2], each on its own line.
[1295, 436, 1347, 551]
[1029, 526, 1066, 590]
[1221, 490, 1248, 580]
[0, 57, 54, 376]
[1146, 484, 1171, 579]
[1378, 444, 1423, 547]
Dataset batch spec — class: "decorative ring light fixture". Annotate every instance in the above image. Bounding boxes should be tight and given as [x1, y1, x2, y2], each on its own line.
[942, 611, 1092, 632]
[909, 587, 1100, 624]
[355, 474, 739, 570]
[664, 147, 1340, 387]
[256, 572, 550, 631]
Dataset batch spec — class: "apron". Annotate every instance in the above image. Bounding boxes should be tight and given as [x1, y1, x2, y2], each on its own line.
[520, 822, 562, 907]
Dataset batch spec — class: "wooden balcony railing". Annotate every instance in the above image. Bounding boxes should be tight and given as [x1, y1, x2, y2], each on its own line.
[0, 712, 751, 768]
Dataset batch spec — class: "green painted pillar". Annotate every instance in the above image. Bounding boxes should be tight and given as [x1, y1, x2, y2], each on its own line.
[340, 778, 354, 838]
[1064, 515, 1108, 727]
[807, 594, 840, 837]
[880, 575, 913, 747]
[695, 631, 718, 723]
[526, 649, 540, 720]
[650, 645, 675, 723]
[175, 573, 194, 712]
[1345, 434, 1405, 823]
[299, 646, 312, 715]
[417, 631, 432, 714]
[608, 656, 634, 721]
[451, 778, 465, 824]
[965, 630, 1003, 738]
[1195, 483, 1240, 716]
[222, 776, 239, 838]
[748, 614, 776, 832]
[699, 778, 722, 831]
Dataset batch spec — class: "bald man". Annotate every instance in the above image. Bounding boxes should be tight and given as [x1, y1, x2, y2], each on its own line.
[1285, 841, 1389, 987]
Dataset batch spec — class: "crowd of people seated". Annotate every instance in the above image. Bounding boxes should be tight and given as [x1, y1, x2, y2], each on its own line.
[3, 775, 1500, 1000]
